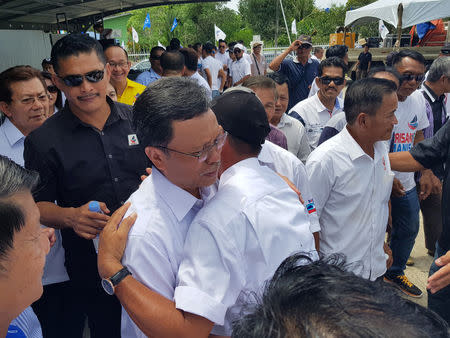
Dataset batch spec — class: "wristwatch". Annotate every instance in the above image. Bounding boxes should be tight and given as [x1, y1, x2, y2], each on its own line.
[101, 267, 132, 295]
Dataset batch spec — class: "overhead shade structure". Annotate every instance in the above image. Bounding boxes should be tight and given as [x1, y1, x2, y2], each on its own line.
[345, 0, 450, 28]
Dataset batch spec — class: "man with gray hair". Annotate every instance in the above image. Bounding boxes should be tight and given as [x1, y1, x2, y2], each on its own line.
[311, 46, 324, 62]
[419, 56, 450, 257]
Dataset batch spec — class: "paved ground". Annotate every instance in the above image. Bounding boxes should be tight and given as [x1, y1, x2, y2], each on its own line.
[402, 214, 434, 308]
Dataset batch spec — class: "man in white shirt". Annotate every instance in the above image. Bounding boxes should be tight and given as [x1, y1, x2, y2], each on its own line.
[215, 39, 230, 69]
[311, 46, 324, 62]
[384, 50, 435, 297]
[0, 66, 76, 338]
[97, 87, 316, 337]
[289, 57, 346, 150]
[230, 43, 251, 86]
[202, 43, 226, 98]
[306, 78, 398, 281]
[268, 71, 311, 163]
[179, 48, 213, 99]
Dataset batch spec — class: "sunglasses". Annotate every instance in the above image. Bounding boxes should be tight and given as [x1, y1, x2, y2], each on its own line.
[299, 43, 312, 49]
[400, 73, 425, 83]
[47, 85, 58, 93]
[319, 76, 345, 86]
[59, 70, 105, 87]
[233, 49, 242, 54]
[219, 45, 226, 49]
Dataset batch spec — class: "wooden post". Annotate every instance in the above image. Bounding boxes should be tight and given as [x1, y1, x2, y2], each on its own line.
[396, 3, 403, 49]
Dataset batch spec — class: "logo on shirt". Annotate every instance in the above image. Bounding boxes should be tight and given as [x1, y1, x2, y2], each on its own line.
[128, 134, 139, 146]
[382, 157, 386, 171]
[408, 116, 418, 130]
[306, 199, 317, 214]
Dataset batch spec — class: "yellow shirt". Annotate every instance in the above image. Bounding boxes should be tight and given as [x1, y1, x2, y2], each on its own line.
[117, 78, 146, 105]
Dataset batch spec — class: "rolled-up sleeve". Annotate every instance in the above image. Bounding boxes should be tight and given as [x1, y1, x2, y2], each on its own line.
[174, 220, 245, 325]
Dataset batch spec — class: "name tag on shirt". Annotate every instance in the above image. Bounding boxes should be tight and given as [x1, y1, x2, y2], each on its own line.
[128, 134, 139, 146]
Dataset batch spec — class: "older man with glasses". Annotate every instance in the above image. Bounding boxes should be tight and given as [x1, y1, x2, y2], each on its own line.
[104, 44, 146, 105]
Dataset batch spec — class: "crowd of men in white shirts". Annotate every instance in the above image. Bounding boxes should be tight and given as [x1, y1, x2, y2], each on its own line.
[1, 32, 450, 338]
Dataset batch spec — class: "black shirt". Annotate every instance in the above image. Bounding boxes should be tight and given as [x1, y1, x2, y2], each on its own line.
[410, 120, 450, 251]
[24, 98, 149, 286]
[358, 51, 372, 71]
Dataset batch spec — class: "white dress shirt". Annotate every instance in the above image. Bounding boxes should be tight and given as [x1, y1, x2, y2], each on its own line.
[289, 93, 344, 150]
[258, 141, 320, 233]
[276, 113, 311, 163]
[215, 51, 230, 67]
[306, 126, 393, 281]
[121, 168, 214, 338]
[230, 58, 251, 85]
[190, 71, 212, 99]
[0, 118, 68, 286]
[174, 158, 316, 336]
[202, 55, 222, 91]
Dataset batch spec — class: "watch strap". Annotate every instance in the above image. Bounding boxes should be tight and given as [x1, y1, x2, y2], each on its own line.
[109, 266, 131, 286]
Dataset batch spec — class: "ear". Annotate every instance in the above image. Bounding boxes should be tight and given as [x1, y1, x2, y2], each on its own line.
[145, 146, 167, 172]
[105, 63, 111, 82]
[0, 101, 12, 118]
[127, 61, 132, 70]
[355, 112, 369, 129]
[315, 77, 320, 86]
[52, 74, 65, 92]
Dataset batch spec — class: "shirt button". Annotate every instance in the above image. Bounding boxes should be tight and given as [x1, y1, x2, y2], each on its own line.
[101, 131, 105, 136]
[108, 154, 113, 159]
[114, 177, 119, 182]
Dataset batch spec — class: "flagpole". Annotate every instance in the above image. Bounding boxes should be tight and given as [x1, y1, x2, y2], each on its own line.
[279, 0, 291, 45]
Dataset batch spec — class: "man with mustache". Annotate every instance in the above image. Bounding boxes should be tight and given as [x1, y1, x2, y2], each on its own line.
[288, 57, 346, 150]
[24, 34, 148, 337]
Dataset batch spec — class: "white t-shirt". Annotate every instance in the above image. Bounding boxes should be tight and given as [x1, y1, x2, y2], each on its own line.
[202, 56, 222, 91]
[390, 90, 429, 191]
[230, 58, 251, 85]
[215, 51, 230, 67]
[189, 72, 212, 99]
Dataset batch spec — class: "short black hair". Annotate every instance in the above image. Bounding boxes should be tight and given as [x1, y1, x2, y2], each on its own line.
[203, 42, 215, 54]
[169, 38, 181, 50]
[50, 33, 106, 75]
[193, 42, 202, 53]
[150, 46, 165, 60]
[345, 78, 398, 124]
[266, 71, 290, 89]
[41, 71, 63, 109]
[179, 48, 197, 71]
[0, 156, 39, 272]
[133, 77, 210, 150]
[232, 253, 450, 338]
[160, 51, 185, 73]
[325, 44, 348, 59]
[368, 66, 402, 88]
[392, 49, 426, 67]
[218, 39, 227, 45]
[318, 57, 347, 77]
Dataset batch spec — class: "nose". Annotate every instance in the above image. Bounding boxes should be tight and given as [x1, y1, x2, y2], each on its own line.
[206, 142, 222, 164]
[32, 96, 46, 111]
[79, 77, 94, 92]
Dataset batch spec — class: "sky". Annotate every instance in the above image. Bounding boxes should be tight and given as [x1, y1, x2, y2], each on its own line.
[225, 0, 348, 12]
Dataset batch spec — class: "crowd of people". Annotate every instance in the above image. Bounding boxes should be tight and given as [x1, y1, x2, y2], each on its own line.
[0, 31, 450, 338]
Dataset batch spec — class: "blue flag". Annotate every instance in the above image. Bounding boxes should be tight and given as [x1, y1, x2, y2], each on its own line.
[170, 18, 178, 32]
[143, 13, 151, 30]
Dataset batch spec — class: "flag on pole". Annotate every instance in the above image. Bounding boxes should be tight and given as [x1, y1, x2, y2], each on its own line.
[143, 13, 151, 30]
[379, 20, 389, 40]
[132, 27, 139, 43]
[214, 25, 226, 41]
[170, 18, 178, 32]
[291, 19, 297, 36]
[158, 41, 166, 49]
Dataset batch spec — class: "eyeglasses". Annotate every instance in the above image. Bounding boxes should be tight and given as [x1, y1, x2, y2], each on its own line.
[157, 131, 227, 162]
[59, 70, 105, 87]
[108, 61, 128, 68]
[47, 85, 58, 93]
[400, 73, 425, 83]
[233, 49, 242, 54]
[319, 76, 345, 86]
[16, 94, 48, 106]
[219, 45, 226, 49]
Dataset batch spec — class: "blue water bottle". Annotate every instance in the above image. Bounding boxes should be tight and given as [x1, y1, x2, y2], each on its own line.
[89, 201, 103, 253]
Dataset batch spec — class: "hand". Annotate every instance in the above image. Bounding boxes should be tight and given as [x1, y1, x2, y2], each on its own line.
[419, 169, 442, 200]
[384, 242, 393, 269]
[68, 201, 110, 240]
[98, 202, 137, 279]
[288, 40, 301, 52]
[140, 167, 152, 181]
[427, 251, 450, 294]
[42, 227, 56, 248]
[391, 178, 405, 197]
[277, 173, 304, 204]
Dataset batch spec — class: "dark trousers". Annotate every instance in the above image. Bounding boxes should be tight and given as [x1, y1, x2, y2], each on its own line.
[428, 242, 450, 325]
[418, 185, 442, 253]
[32, 281, 84, 338]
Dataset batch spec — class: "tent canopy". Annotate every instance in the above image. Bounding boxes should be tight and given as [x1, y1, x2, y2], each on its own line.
[345, 0, 450, 28]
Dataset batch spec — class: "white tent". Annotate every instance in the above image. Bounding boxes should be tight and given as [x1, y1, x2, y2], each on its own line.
[345, 0, 450, 28]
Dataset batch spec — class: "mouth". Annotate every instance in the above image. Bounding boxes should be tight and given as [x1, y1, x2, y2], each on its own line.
[30, 114, 45, 120]
[78, 93, 100, 101]
[200, 165, 220, 178]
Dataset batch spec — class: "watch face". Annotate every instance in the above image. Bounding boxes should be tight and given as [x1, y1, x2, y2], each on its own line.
[101, 278, 115, 295]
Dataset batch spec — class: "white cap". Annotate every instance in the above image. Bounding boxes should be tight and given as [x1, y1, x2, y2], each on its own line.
[233, 43, 245, 51]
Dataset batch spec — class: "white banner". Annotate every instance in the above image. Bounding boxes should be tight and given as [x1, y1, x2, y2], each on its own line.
[379, 20, 389, 40]
[291, 19, 297, 36]
[214, 24, 226, 41]
[131, 27, 139, 43]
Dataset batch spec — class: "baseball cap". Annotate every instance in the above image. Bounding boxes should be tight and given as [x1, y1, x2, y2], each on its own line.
[211, 89, 270, 146]
[233, 43, 245, 51]
[298, 34, 312, 47]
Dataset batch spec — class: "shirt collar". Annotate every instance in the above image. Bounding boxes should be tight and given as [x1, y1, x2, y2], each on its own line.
[2, 118, 25, 146]
[313, 93, 341, 113]
[277, 113, 292, 128]
[152, 167, 204, 222]
[422, 83, 441, 103]
[293, 57, 312, 64]
[341, 126, 367, 161]
[257, 142, 273, 165]
[219, 157, 260, 189]
[149, 68, 161, 78]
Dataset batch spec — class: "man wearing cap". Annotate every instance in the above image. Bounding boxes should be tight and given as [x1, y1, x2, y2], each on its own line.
[230, 43, 251, 86]
[250, 41, 267, 76]
[97, 85, 316, 337]
[269, 34, 319, 110]
[355, 42, 372, 80]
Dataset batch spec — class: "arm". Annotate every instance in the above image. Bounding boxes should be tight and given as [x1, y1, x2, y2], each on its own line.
[218, 69, 226, 92]
[204, 68, 213, 88]
[388, 151, 425, 172]
[98, 204, 213, 338]
[233, 74, 250, 86]
[367, 61, 371, 72]
[297, 126, 311, 164]
[269, 40, 300, 71]
[428, 251, 450, 294]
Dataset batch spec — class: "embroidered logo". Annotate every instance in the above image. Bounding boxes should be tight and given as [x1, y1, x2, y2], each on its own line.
[306, 199, 317, 214]
[382, 157, 386, 171]
[408, 115, 418, 130]
[128, 134, 139, 146]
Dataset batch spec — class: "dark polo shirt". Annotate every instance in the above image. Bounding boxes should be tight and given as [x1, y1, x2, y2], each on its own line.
[24, 97, 148, 286]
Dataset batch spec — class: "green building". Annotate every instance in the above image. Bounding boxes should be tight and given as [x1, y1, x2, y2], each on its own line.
[103, 13, 132, 46]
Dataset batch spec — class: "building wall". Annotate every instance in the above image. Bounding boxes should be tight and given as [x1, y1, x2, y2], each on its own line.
[104, 14, 132, 46]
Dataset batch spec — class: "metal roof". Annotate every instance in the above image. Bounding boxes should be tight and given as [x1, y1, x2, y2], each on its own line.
[0, 0, 226, 32]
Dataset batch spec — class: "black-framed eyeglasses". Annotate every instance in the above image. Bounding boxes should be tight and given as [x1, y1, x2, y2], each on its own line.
[319, 76, 345, 86]
[47, 85, 58, 93]
[59, 70, 105, 87]
[219, 45, 226, 49]
[233, 49, 242, 54]
[400, 73, 425, 83]
[157, 131, 227, 162]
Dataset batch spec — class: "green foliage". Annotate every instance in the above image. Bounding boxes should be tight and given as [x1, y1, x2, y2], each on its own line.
[345, 0, 377, 11]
